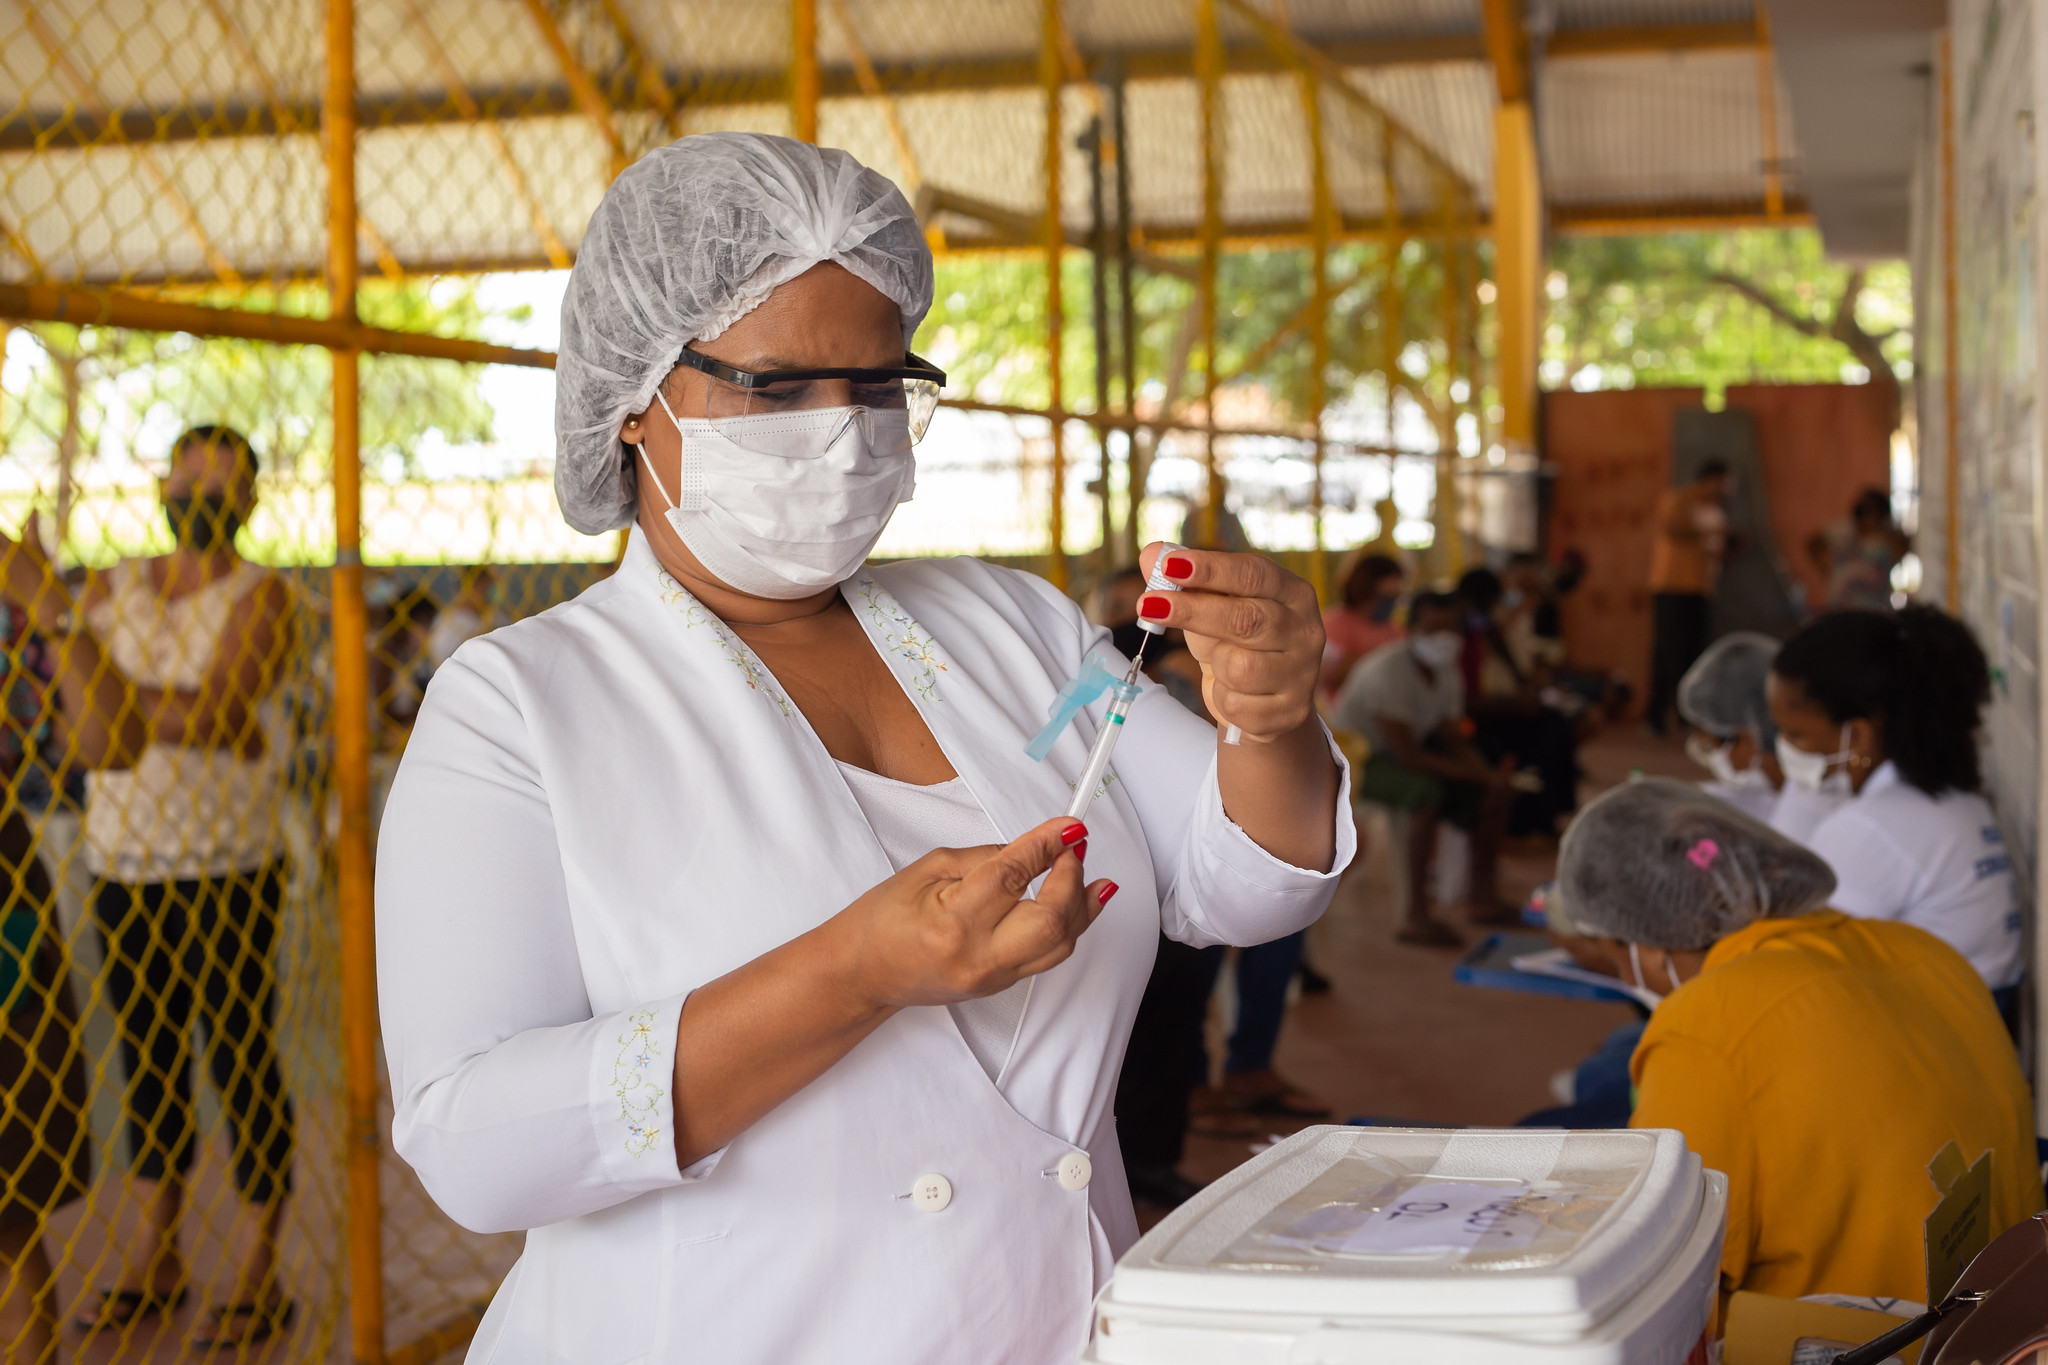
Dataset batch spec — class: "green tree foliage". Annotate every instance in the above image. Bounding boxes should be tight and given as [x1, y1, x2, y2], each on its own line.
[1543, 228, 1912, 423]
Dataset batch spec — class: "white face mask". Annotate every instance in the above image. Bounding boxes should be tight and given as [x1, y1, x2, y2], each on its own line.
[1687, 733, 1773, 790]
[1411, 631, 1462, 670]
[1776, 725, 1854, 796]
[1626, 942, 1683, 1008]
[640, 388, 916, 600]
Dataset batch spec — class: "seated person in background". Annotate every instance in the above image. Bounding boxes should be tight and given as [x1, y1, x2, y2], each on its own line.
[1456, 568, 1578, 836]
[1809, 487, 1909, 613]
[1334, 591, 1513, 947]
[1530, 548, 1633, 720]
[1319, 552, 1406, 701]
[1558, 779, 2041, 1305]
[1675, 631, 1784, 825]
[1769, 605, 2024, 1026]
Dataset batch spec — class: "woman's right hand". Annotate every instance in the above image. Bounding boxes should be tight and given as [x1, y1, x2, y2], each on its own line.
[836, 818, 1117, 1010]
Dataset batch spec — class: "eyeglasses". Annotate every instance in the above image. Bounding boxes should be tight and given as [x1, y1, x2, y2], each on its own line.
[674, 348, 947, 444]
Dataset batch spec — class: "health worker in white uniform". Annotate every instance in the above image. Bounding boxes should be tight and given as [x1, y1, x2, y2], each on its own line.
[374, 132, 1353, 1365]
[1675, 631, 1785, 826]
[1766, 606, 2024, 1022]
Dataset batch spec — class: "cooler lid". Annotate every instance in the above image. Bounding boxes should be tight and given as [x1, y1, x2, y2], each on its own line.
[1105, 1127, 1703, 1325]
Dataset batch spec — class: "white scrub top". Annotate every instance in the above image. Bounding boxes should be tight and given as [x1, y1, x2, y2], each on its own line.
[1805, 761, 2023, 989]
[375, 531, 1354, 1365]
[1700, 778, 1777, 825]
[1767, 780, 1849, 844]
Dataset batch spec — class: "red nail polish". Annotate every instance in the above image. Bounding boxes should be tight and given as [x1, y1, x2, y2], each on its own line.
[1061, 822, 1088, 846]
[1096, 881, 1120, 905]
[1074, 840, 1087, 862]
[1139, 595, 1171, 620]
[1164, 555, 1194, 579]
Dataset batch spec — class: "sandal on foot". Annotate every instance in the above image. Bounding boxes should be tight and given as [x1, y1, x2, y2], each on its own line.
[74, 1285, 190, 1331]
[190, 1299, 295, 1349]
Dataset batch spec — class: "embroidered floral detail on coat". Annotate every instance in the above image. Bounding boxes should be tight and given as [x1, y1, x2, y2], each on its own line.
[649, 562, 794, 716]
[612, 1008, 668, 1157]
[855, 578, 949, 701]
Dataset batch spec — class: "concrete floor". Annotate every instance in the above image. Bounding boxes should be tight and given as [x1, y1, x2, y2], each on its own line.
[1169, 724, 1697, 1206]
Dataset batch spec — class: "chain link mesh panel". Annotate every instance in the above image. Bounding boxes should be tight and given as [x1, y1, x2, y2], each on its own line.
[0, 2, 1503, 1360]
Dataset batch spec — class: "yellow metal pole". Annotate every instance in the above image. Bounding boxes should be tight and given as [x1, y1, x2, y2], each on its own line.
[1302, 71, 1330, 601]
[1436, 170, 1464, 578]
[1197, 0, 1223, 549]
[1755, 3, 1783, 220]
[1042, 0, 1067, 589]
[329, 0, 381, 1360]
[1939, 33, 1959, 610]
[1492, 102, 1540, 453]
[792, 0, 820, 143]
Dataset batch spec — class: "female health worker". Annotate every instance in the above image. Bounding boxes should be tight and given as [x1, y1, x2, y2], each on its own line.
[1767, 606, 2024, 1021]
[374, 133, 1352, 1364]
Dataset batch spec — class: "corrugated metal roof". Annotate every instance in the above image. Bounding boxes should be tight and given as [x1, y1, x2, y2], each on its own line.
[0, 0, 1801, 286]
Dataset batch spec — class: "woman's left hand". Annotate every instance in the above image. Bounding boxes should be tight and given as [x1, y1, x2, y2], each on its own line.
[1136, 543, 1324, 743]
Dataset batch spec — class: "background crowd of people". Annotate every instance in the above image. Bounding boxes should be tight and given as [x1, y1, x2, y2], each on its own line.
[1096, 483, 2044, 1319]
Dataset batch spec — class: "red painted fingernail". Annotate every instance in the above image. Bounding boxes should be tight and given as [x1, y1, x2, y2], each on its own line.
[1139, 595, 1171, 619]
[1164, 555, 1194, 579]
[1074, 840, 1088, 862]
[1096, 881, 1120, 905]
[1061, 822, 1088, 846]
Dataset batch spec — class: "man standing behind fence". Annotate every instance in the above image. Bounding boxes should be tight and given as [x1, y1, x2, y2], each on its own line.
[63, 426, 298, 1349]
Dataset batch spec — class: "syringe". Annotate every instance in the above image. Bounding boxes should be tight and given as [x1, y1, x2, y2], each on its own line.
[1064, 651, 1146, 821]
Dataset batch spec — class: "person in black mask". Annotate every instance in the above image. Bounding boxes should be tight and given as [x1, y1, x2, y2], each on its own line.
[28, 425, 300, 1348]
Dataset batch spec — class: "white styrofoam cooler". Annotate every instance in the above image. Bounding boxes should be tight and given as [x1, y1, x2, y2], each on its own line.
[1085, 1126, 1727, 1365]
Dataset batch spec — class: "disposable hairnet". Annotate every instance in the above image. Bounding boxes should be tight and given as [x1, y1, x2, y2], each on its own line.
[554, 132, 935, 534]
[1676, 631, 1780, 747]
[1557, 778, 1835, 950]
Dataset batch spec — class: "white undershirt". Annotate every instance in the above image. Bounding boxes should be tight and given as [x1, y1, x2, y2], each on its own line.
[835, 762, 1027, 1082]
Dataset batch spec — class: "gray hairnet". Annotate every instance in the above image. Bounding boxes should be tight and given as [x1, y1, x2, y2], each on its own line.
[554, 132, 935, 534]
[1557, 778, 1835, 950]
[1676, 631, 1780, 746]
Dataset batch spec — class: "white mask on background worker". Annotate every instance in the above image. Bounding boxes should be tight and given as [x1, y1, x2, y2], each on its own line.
[1410, 631, 1462, 670]
[1776, 726, 1855, 796]
[1686, 732, 1772, 791]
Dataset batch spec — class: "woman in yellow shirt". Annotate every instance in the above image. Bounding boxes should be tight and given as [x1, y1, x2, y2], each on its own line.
[1556, 778, 2041, 1304]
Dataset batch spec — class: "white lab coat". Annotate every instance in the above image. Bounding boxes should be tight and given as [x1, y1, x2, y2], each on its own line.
[375, 530, 1353, 1365]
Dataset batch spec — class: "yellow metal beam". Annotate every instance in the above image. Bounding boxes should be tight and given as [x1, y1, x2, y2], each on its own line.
[1302, 68, 1331, 599]
[20, 3, 243, 285]
[1480, 0, 1528, 103]
[519, 0, 630, 176]
[824, 0, 922, 190]
[1042, 0, 1067, 588]
[1940, 33, 1958, 610]
[1213, 0, 1476, 205]
[1546, 22, 1758, 58]
[1483, 0, 1540, 453]
[0, 283, 558, 367]
[1754, 3, 1783, 220]
[792, 0, 820, 142]
[405, 0, 572, 269]
[1197, 0, 1224, 549]
[1550, 199, 1812, 235]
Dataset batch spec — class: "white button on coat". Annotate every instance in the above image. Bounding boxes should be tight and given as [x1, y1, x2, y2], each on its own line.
[1057, 1152, 1092, 1192]
[912, 1173, 952, 1212]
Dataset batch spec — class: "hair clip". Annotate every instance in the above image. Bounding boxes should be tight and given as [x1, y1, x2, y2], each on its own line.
[1686, 838, 1721, 871]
